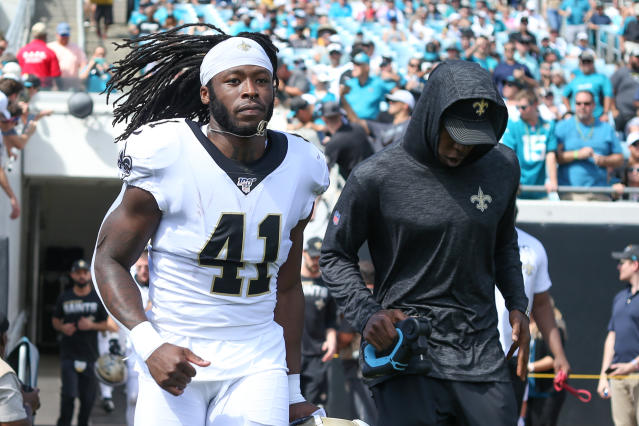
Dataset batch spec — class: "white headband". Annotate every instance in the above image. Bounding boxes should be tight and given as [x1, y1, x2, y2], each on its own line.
[199, 37, 273, 86]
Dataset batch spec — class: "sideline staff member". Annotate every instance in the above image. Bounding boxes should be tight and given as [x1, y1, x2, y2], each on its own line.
[52, 259, 110, 426]
[321, 60, 530, 425]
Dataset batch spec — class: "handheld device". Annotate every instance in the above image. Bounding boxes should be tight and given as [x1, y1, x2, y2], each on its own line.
[361, 317, 431, 378]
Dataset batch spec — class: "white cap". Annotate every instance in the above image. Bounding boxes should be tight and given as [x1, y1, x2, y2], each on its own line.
[385, 90, 415, 110]
[0, 92, 10, 120]
[301, 93, 317, 105]
[577, 32, 588, 40]
[329, 34, 341, 43]
[1, 62, 22, 81]
[627, 131, 639, 146]
[31, 22, 47, 37]
[327, 43, 342, 53]
[315, 72, 331, 82]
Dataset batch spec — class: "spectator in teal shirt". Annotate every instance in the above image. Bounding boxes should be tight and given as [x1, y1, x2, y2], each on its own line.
[555, 90, 623, 200]
[501, 90, 558, 199]
[230, 14, 257, 36]
[563, 50, 613, 120]
[468, 36, 498, 72]
[329, 0, 353, 18]
[560, 0, 591, 42]
[344, 53, 390, 120]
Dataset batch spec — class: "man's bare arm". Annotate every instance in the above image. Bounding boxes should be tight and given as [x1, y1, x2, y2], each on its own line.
[93, 185, 209, 396]
[93, 186, 161, 329]
[532, 291, 570, 373]
[274, 216, 318, 421]
[274, 217, 308, 376]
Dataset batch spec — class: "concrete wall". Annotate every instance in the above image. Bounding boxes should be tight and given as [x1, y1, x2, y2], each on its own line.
[0, 157, 24, 328]
[0, 0, 20, 37]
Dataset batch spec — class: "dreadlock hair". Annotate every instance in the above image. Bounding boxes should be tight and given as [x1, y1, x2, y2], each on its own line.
[107, 23, 279, 142]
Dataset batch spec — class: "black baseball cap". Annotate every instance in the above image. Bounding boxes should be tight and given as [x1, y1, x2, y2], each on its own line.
[305, 237, 323, 257]
[443, 98, 497, 146]
[71, 259, 90, 272]
[612, 245, 639, 262]
[319, 101, 342, 117]
[289, 96, 309, 113]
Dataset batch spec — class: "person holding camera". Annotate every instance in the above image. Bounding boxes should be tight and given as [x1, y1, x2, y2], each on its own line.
[80, 46, 113, 93]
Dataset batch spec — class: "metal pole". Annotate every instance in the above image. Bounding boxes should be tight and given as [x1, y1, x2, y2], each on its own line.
[77, 0, 85, 54]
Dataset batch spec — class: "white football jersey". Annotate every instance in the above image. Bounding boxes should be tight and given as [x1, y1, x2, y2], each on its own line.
[95, 118, 328, 379]
[496, 228, 552, 354]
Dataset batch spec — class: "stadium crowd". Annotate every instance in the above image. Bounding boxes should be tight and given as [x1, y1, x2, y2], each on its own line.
[0, 0, 639, 207]
[1, 0, 639, 425]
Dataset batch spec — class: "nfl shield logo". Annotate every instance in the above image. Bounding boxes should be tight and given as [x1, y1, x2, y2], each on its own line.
[332, 211, 340, 225]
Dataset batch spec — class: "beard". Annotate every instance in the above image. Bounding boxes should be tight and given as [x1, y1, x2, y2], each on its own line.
[208, 87, 274, 136]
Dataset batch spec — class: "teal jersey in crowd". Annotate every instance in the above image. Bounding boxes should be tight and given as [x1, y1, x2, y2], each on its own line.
[502, 116, 557, 198]
[563, 72, 613, 118]
[560, 0, 591, 26]
[344, 76, 390, 120]
[471, 55, 498, 73]
[555, 117, 622, 187]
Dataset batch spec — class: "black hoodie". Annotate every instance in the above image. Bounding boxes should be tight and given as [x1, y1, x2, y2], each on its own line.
[320, 61, 528, 382]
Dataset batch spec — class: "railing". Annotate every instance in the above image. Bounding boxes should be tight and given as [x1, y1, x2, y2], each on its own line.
[76, 0, 85, 54]
[520, 185, 639, 195]
[5, 0, 35, 52]
[594, 25, 623, 63]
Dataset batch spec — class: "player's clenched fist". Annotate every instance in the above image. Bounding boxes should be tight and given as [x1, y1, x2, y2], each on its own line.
[146, 343, 210, 396]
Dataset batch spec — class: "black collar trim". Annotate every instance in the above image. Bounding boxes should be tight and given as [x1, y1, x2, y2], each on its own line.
[186, 120, 288, 195]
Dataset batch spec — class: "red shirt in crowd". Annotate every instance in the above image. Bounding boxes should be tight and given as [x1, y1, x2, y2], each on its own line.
[17, 39, 61, 87]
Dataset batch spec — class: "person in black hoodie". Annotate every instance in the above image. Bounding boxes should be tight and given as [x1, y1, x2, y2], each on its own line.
[320, 60, 530, 425]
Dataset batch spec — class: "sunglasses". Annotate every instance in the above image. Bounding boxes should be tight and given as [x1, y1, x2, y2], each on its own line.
[575, 101, 592, 106]
[581, 59, 593, 64]
[627, 166, 639, 173]
[516, 104, 531, 110]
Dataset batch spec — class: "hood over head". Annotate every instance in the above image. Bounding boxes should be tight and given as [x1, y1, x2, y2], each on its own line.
[401, 60, 508, 167]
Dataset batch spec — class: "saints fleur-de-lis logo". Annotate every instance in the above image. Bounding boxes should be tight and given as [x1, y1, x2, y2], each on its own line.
[470, 186, 492, 212]
[523, 262, 534, 276]
[117, 148, 132, 178]
[237, 41, 251, 51]
[472, 99, 489, 117]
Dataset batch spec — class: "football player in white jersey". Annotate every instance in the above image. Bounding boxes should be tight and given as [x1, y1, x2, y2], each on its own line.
[92, 25, 328, 425]
[495, 228, 570, 410]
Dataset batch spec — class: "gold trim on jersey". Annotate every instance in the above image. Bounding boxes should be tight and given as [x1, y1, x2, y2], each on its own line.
[248, 213, 282, 297]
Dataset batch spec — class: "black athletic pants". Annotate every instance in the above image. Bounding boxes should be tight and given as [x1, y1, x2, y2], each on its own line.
[508, 357, 527, 413]
[301, 355, 330, 406]
[57, 359, 97, 426]
[370, 374, 518, 426]
[526, 392, 566, 426]
[342, 359, 378, 425]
